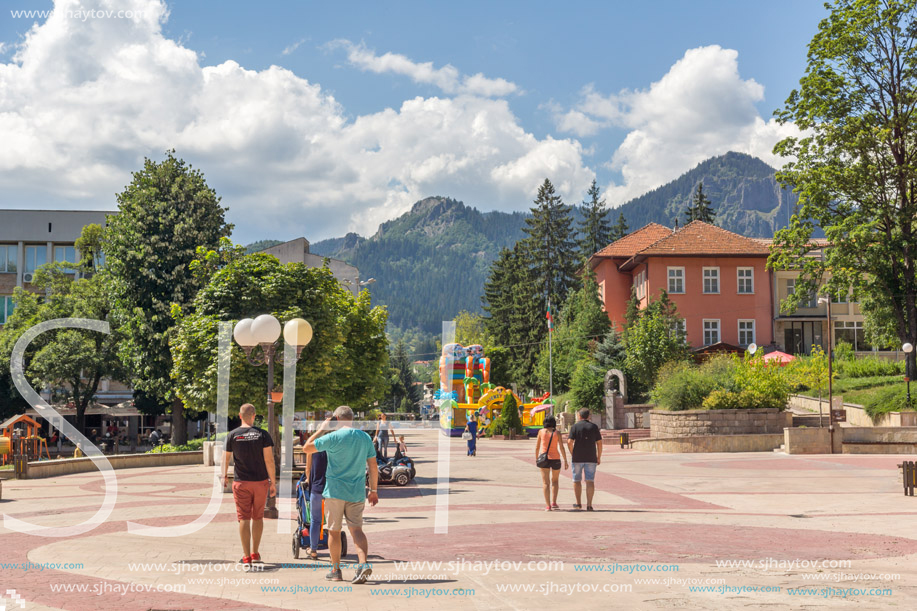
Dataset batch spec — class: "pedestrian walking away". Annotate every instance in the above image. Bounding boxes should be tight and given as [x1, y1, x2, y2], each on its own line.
[304, 405, 379, 585]
[535, 415, 568, 510]
[566, 408, 602, 511]
[221, 403, 276, 566]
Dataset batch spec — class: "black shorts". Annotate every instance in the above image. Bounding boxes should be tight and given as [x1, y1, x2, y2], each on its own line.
[542, 459, 561, 471]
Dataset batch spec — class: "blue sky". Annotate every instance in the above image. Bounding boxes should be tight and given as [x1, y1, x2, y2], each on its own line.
[0, 0, 827, 242]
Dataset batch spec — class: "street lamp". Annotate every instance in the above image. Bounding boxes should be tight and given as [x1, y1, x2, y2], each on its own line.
[818, 297, 834, 438]
[233, 315, 313, 518]
[904, 342, 914, 407]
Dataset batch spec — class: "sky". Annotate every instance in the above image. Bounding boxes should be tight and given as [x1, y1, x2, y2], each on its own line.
[0, 0, 827, 243]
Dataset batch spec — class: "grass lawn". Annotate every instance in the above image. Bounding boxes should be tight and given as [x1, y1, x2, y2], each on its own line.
[799, 374, 907, 407]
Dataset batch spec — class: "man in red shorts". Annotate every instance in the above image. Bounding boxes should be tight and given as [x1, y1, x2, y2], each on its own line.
[221, 403, 276, 566]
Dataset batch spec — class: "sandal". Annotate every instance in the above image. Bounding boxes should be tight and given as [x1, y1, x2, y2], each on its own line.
[572, 504, 582, 510]
[545, 505, 552, 511]
[551, 503, 559, 509]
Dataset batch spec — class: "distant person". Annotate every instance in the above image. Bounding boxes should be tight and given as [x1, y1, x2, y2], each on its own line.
[304, 406, 378, 584]
[394, 436, 407, 459]
[566, 408, 603, 511]
[304, 436, 328, 561]
[374, 413, 395, 458]
[535, 415, 568, 510]
[149, 428, 162, 447]
[221, 403, 276, 566]
[465, 413, 478, 457]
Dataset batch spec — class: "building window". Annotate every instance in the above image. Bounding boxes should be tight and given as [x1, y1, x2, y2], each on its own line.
[831, 288, 848, 304]
[24, 246, 47, 275]
[703, 319, 720, 345]
[786, 278, 816, 308]
[834, 320, 873, 351]
[54, 245, 77, 264]
[738, 320, 755, 347]
[670, 318, 686, 339]
[667, 267, 684, 294]
[0, 296, 14, 325]
[703, 267, 720, 294]
[0, 245, 17, 273]
[635, 269, 647, 300]
[737, 267, 754, 294]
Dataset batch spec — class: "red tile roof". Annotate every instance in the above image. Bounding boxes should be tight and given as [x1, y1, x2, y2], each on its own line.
[593, 222, 673, 258]
[634, 221, 771, 256]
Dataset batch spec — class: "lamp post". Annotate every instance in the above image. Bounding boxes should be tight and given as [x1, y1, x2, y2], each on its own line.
[904, 342, 914, 407]
[233, 315, 313, 519]
[818, 297, 834, 448]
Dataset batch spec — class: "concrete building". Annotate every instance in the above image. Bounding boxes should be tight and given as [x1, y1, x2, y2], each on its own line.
[0, 209, 113, 324]
[259, 237, 365, 295]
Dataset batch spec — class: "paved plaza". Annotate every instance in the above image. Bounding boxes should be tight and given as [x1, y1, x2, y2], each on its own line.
[1, 431, 916, 610]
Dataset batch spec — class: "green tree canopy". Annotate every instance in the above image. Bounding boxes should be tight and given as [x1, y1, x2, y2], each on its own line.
[170, 252, 388, 415]
[771, 0, 917, 380]
[0, 262, 124, 431]
[578, 179, 613, 260]
[105, 151, 232, 444]
[623, 290, 688, 399]
[685, 182, 716, 224]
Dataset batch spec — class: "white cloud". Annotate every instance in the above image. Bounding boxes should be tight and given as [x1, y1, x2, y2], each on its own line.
[553, 46, 800, 204]
[282, 38, 306, 56]
[332, 39, 519, 97]
[0, 0, 589, 241]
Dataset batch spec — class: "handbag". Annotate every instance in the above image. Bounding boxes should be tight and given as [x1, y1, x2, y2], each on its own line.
[536, 431, 555, 468]
[461, 431, 473, 441]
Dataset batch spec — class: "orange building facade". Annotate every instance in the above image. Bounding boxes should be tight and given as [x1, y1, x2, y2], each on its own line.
[591, 221, 774, 349]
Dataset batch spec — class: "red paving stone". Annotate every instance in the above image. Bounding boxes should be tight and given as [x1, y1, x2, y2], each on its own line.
[370, 520, 917, 564]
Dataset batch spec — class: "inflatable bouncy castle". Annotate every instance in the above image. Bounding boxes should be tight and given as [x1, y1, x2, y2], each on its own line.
[436, 343, 549, 437]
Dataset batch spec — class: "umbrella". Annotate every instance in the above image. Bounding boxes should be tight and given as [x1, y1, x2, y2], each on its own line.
[763, 350, 796, 366]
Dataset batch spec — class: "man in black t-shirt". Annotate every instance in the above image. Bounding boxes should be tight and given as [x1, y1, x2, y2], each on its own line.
[566, 408, 603, 511]
[222, 403, 276, 566]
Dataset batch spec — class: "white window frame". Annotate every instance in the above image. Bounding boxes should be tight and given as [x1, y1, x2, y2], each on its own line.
[703, 319, 720, 346]
[0, 295, 14, 325]
[635, 269, 647, 300]
[667, 266, 685, 294]
[738, 319, 756, 348]
[703, 267, 720, 294]
[737, 267, 754, 294]
[670, 318, 686, 339]
[24, 245, 47, 275]
[786, 277, 795, 296]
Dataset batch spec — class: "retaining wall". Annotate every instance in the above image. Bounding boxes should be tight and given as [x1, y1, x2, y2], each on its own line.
[788, 395, 917, 427]
[630, 434, 784, 453]
[650, 408, 791, 438]
[24, 451, 203, 479]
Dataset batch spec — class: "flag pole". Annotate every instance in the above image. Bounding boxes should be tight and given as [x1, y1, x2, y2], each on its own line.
[548, 299, 553, 398]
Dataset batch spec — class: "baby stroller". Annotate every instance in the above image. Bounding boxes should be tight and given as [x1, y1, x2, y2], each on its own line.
[292, 473, 347, 559]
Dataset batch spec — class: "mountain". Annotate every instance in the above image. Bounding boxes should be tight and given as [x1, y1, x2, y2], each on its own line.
[615, 152, 798, 237]
[311, 197, 528, 334]
[251, 152, 799, 339]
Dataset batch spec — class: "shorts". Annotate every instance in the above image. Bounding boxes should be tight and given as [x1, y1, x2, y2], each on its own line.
[325, 497, 366, 531]
[540, 459, 562, 471]
[232, 479, 270, 520]
[572, 462, 597, 483]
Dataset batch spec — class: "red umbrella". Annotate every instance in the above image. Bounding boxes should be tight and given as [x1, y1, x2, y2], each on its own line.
[763, 350, 796, 366]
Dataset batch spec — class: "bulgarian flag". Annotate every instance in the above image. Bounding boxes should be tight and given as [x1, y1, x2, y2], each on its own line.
[546, 305, 554, 332]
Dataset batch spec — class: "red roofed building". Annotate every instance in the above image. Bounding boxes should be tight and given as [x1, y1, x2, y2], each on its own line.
[590, 221, 773, 349]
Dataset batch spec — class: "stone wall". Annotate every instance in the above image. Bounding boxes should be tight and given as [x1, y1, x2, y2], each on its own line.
[25, 451, 203, 479]
[788, 395, 917, 427]
[630, 434, 784, 453]
[609, 395, 653, 429]
[650, 408, 791, 438]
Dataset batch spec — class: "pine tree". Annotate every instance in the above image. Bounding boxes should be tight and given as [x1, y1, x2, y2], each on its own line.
[523, 178, 580, 309]
[611, 212, 629, 242]
[685, 182, 716, 224]
[578, 179, 613, 260]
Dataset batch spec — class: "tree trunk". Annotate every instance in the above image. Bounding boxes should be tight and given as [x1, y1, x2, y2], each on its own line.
[908, 351, 917, 391]
[171, 397, 188, 445]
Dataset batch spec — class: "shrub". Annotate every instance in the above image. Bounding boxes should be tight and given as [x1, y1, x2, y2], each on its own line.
[146, 437, 207, 453]
[863, 384, 914, 420]
[651, 361, 717, 411]
[698, 354, 739, 391]
[702, 389, 742, 410]
[492, 393, 523, 436]
[570, 358, 605, 413]
[836, 356, 904, 378]
[834, 341, 855, 362]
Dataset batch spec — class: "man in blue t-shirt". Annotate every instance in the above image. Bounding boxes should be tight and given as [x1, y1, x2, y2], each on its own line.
[304, 405, 378, 584]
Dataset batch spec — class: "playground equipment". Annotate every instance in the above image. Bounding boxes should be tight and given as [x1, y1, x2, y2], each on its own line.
[0, 414, 50, 466]
[437, 343, 551, 437]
